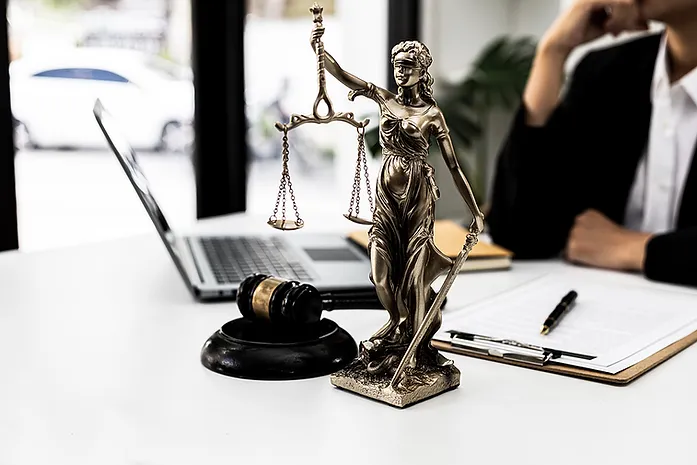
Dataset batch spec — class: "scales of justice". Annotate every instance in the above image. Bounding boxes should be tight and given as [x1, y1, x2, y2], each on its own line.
[267, 3, 485, 408]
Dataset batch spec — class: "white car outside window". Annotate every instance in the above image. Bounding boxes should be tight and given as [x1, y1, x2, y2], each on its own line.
[10, 47, 194, 152]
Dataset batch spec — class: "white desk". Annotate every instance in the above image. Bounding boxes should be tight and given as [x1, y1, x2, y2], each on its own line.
[2, 213, 697, 465]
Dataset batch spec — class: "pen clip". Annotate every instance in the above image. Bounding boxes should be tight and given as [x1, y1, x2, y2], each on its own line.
[447, 331, 553, 366]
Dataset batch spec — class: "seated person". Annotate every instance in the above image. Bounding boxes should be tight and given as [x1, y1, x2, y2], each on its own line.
[487, 0, 697, 287]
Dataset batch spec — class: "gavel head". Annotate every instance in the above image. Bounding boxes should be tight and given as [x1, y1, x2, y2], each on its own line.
[237, 274, 323, 325]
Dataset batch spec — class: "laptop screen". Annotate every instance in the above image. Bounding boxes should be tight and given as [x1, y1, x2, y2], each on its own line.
[92, 99, 192, 288]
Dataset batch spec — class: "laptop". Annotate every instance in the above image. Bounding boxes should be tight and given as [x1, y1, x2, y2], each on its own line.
[92, 99, 374, 301]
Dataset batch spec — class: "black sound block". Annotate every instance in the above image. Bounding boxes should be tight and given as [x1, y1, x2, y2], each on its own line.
[200, 318, 358, 380]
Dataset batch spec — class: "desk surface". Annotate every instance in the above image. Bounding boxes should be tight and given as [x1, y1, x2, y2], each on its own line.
[2, 213, 696, 465]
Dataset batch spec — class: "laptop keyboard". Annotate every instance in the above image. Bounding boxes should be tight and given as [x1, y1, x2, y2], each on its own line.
[198, 236, 313, 285]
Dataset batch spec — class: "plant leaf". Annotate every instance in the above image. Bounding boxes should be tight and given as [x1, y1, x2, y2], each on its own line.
[365, 126, 381, 158]
[432, 34, 536, 202]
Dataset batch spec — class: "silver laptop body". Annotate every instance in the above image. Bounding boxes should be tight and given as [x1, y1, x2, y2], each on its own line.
[93, 99, 374, 301]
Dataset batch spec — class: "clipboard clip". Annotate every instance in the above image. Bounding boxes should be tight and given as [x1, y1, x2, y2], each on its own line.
[446, 330, 554, 366]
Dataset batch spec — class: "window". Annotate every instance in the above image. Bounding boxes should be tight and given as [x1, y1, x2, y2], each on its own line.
[10, 0, 195, 252]
[33, 68, 130, 83]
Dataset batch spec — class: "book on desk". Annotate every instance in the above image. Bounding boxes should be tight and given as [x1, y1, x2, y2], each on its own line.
[347, 219, 513, 272]
[432, 270, 697, 384]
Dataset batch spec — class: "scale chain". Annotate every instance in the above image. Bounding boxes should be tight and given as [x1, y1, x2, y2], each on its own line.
[270, 128, 303, 228]
[281, 132, 289, 223]
[286, 162, 303, 228]
[359, 128, 374, 215]
[270, 132, 287, 222]
[349, 128, 364, 216]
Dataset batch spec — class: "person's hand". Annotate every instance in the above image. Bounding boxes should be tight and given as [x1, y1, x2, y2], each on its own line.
[469, 213, 485, 235]
[541, 0, 649, 57]
[565, 209, 652, 271]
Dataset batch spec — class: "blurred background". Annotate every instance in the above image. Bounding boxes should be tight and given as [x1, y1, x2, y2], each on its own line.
[1, 0, 658, 252]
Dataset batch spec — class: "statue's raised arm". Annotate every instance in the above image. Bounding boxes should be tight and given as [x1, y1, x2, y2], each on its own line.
[309, 5, 391, 103]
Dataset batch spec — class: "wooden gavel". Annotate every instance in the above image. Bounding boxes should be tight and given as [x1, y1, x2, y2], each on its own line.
[237, 273, 446, 325]
[237, 274, 384, 325]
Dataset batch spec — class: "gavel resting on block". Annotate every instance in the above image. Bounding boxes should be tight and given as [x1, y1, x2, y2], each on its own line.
[237, 273, 445, 325]
[200, 274, 446, 380]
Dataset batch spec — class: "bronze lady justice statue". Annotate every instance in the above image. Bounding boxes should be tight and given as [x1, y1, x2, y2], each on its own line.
[316, 24, 486, 406]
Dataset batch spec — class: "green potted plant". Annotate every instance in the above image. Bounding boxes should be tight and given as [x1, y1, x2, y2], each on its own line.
[365, 35, 537, 207]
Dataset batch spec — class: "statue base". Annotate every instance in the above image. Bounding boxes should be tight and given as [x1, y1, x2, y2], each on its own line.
[330, 353, 460, 408]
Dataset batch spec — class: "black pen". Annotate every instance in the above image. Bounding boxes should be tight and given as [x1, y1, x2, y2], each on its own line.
[540, 290, 578, 335]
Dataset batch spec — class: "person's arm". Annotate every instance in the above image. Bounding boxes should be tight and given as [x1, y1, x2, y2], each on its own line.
[645, 228, 697, 287]
[487, 50, 599, 258]
[487, 0, 648, 258]
[523, 44, 570, 126]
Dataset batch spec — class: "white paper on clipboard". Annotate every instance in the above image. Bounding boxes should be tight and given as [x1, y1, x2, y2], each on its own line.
[435, 271, 697, 374]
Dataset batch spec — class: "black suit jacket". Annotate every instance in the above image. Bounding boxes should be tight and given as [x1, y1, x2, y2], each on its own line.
[488, 33, 697, 287]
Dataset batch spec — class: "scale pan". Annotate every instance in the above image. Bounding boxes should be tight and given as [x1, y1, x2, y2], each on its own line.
[268, 219, 304, 230]
[343, 214, 373, 226]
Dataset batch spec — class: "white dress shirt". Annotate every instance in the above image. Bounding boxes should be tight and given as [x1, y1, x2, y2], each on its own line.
[624, 34, 697, 234]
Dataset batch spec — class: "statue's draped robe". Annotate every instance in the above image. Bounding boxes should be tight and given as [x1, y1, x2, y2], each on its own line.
[369, 99, 452, 338]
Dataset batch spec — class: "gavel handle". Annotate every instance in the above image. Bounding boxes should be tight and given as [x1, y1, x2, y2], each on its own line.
[320, 289, 448, 311]
[321, 289, 383, 311]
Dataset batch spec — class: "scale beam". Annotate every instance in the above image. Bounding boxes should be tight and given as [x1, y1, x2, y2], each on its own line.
[275, 113, 369, 132]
